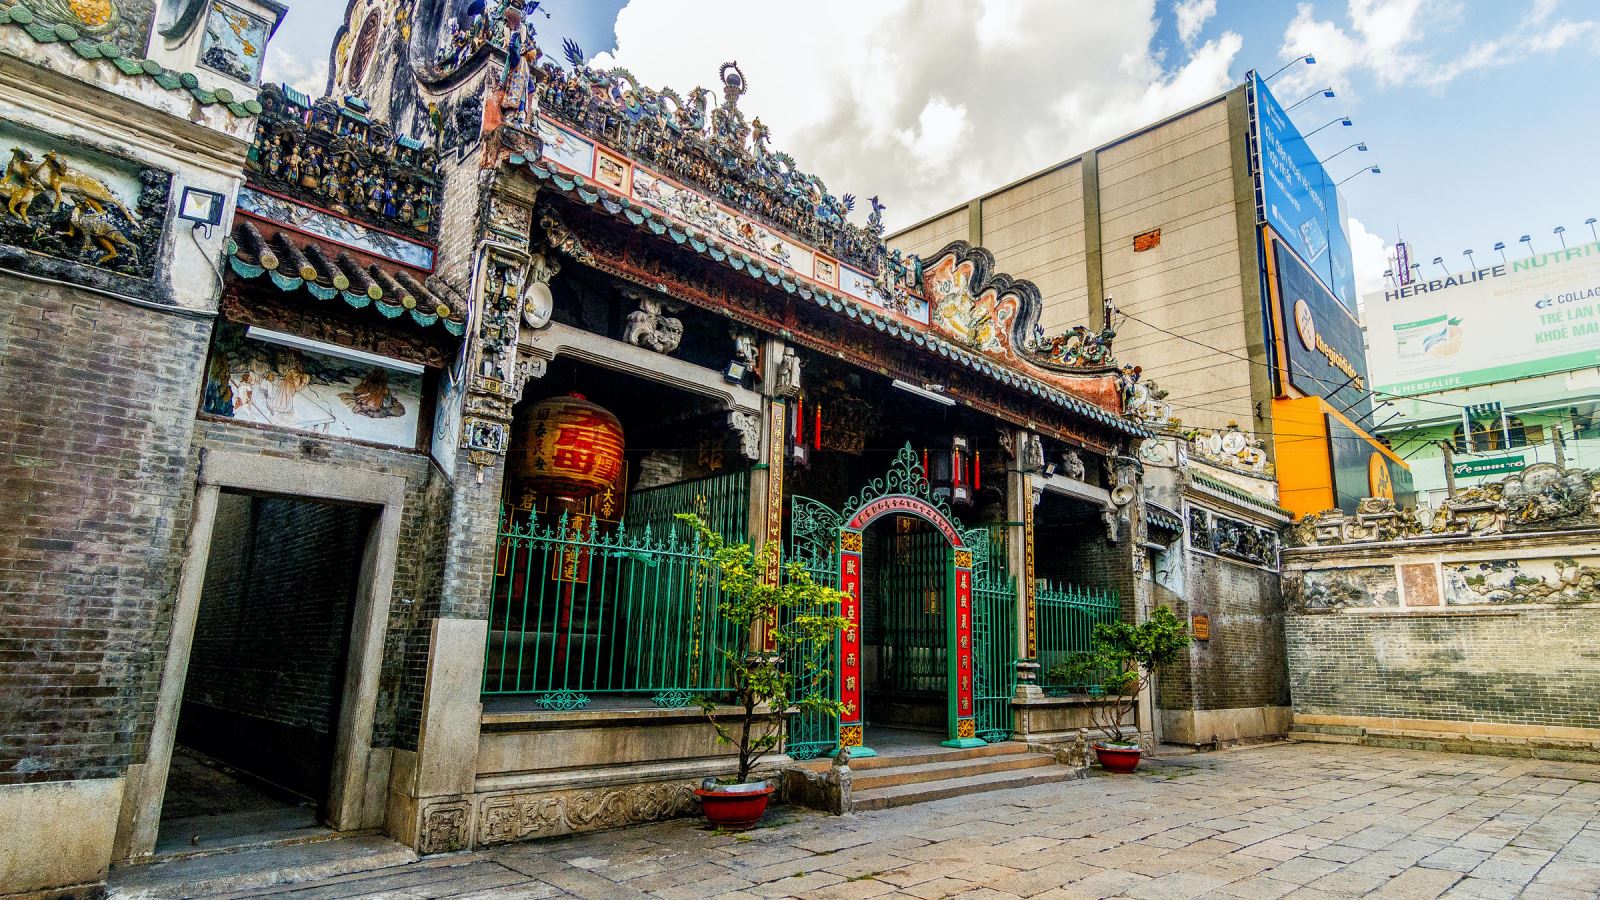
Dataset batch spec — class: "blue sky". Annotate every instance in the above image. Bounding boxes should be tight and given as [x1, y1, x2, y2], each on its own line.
[264, 1, 1600, 296]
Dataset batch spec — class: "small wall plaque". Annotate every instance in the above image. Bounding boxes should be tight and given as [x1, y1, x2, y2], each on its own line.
[1133, 227, 1162, 252]
[1191, 613, 1210, 641]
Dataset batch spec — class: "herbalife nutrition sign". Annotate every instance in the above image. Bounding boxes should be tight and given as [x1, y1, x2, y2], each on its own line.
[1364, 240, 1600, 395]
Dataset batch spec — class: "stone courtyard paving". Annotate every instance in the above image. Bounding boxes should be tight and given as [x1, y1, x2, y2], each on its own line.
[239, 744, 1600, 899]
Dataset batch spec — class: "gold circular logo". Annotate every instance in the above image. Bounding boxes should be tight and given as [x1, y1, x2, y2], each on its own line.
[1293, 298, 1316, 351]
[1368, 453, 1394, 500]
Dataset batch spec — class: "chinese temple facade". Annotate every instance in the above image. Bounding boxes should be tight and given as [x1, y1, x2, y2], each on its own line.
[0, 1, 1177, 894]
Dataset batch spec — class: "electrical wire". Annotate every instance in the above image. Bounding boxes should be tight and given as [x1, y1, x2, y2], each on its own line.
[1115, 307, 1475, 414]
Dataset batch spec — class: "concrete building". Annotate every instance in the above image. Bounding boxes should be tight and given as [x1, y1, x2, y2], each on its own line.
[889, 74, 1411, 521]
[1365, 241, 1600, 507]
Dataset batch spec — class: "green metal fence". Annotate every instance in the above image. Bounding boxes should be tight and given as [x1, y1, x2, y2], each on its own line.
[483, 509, 743, 709]
[1035, 580, 1121, 696]
[626, 469, 751, 543]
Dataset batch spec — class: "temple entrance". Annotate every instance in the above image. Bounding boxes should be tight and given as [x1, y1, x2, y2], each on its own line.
[860, 516, 950, 736]
[788, 445, 1011, 759]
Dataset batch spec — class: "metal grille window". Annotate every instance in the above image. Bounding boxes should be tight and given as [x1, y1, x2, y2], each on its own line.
[1035, 581, 1121, 695]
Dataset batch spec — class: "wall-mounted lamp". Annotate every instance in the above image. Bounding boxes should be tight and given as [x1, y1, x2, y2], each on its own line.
[177, 186, 227, 238]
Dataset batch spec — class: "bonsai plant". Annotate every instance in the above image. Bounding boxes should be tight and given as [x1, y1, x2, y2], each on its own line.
[678, 513, 852, 828]
[1052, 604, 1190, 773]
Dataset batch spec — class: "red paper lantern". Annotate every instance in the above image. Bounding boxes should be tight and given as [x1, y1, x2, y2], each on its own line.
[513, 393, 625, 502]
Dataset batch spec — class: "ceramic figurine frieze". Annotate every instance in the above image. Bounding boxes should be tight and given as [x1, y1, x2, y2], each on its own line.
[247, 85, 440, 241]
[1285, 464, 1600, 548]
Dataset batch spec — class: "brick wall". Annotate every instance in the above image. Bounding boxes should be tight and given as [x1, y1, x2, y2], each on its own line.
[0, 276, 211, 785]
[179, 494, 368, 798]
[1285, 607, 1600, 730]
[1159, 552, 1287, 712]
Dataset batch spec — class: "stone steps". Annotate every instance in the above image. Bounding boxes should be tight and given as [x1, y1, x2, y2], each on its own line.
[852, 750, 1059, 791]
[108, 833, 418, 898]
[851, 756, 1086, 811]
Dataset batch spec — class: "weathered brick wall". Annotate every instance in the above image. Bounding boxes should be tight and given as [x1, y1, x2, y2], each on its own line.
[0, 275, 211, 784]
[1283, 531, 1600, 732]
[180, 495, 368, 796]
[1159, 552, 1287, 712]
[1285, 607, 1600, 730]
[1040, 524, 1137, 622]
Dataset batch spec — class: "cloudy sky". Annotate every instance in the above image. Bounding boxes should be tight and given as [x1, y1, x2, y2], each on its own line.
[265, 1, 1600, 299]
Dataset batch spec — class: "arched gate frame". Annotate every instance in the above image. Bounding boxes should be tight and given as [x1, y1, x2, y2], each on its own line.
[788, 445, 1013, 759]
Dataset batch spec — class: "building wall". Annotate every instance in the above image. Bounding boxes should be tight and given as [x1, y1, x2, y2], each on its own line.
[0, 277, 211, 786]
[1096, 98, 1254, 433]
[889, 95, 1258, 436]
[892, 206, 970, 262]
[1282, 530, 1600, 752]
[1157, 552, 1289, 742]
[977, 162, 1089, 333]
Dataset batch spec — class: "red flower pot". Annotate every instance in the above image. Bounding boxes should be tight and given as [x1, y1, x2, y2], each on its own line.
[695, 783, 774, 829]
[1093, 743, 1142, 773]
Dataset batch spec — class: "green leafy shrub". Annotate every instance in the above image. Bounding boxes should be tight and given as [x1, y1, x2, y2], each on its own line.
[1050, 605, 1191, 745]
[679, 513, 853, 784]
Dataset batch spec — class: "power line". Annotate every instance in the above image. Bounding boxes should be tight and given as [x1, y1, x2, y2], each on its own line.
[1116, 308, 1475, 415]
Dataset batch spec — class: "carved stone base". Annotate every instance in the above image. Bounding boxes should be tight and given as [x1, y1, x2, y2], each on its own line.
[474, 779, 703, 846]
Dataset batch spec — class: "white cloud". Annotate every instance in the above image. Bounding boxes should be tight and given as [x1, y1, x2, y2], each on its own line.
[1278, 0, 1599, 96]
[1348, 216, 1391, 305]
[263, 42, 328, 97]
[1174, 0, 1216, 46]
[591, 0, 1241, 231]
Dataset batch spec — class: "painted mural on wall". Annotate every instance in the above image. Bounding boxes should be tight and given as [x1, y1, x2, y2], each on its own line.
[1287, 566, 1398, 610]
[0, 118, 168, 280]
[16, 0, 157, 57]
[198, 0, 271, 84]
[201, 324, 423, 448]
[1444, 557, 1600, 606]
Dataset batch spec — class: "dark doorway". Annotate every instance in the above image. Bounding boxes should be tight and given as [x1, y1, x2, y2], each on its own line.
[158, 492, 369, 854]
[861, 515, 950, 739]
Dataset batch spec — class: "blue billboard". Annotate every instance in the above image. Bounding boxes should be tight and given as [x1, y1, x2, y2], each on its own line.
[1251, 74, 1358, 311]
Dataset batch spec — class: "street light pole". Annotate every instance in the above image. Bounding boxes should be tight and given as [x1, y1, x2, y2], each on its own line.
[1263, 55, 1316, 82]
[1286, 87, 1336, 112]
[1336, 166, 1381, 187]
[1555, 226, 1567, 250]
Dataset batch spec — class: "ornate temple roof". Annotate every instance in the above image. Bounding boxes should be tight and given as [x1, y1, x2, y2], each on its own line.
[226, 220, 465, 336]
[515, 152, 1152, 441]
[483, 32, 1153, 437]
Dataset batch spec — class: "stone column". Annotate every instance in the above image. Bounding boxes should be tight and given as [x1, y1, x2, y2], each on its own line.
[399, 183, 546, 854]
[1010, 431, 1043, 704]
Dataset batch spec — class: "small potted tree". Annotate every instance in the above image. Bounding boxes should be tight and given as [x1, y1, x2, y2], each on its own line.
[1053, 605, 1190, 773]
[679, 514, 852, 828]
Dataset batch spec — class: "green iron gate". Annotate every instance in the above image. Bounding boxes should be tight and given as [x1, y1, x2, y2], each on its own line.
[964, 525, 1016, 743]
[784, 495, 842, 760]
[873, 525, 948, 697]
[783, 452, 1019, 756]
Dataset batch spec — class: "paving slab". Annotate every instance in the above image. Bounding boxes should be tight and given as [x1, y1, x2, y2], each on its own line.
[136, 743, 1600, 899]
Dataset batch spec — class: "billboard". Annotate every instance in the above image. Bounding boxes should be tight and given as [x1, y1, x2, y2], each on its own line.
[1365, 240, 1600, 395]
[1251, 74, 1359, 311]
[1327, 414, 1415, 513]
[1272, 237, 1372, 420]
